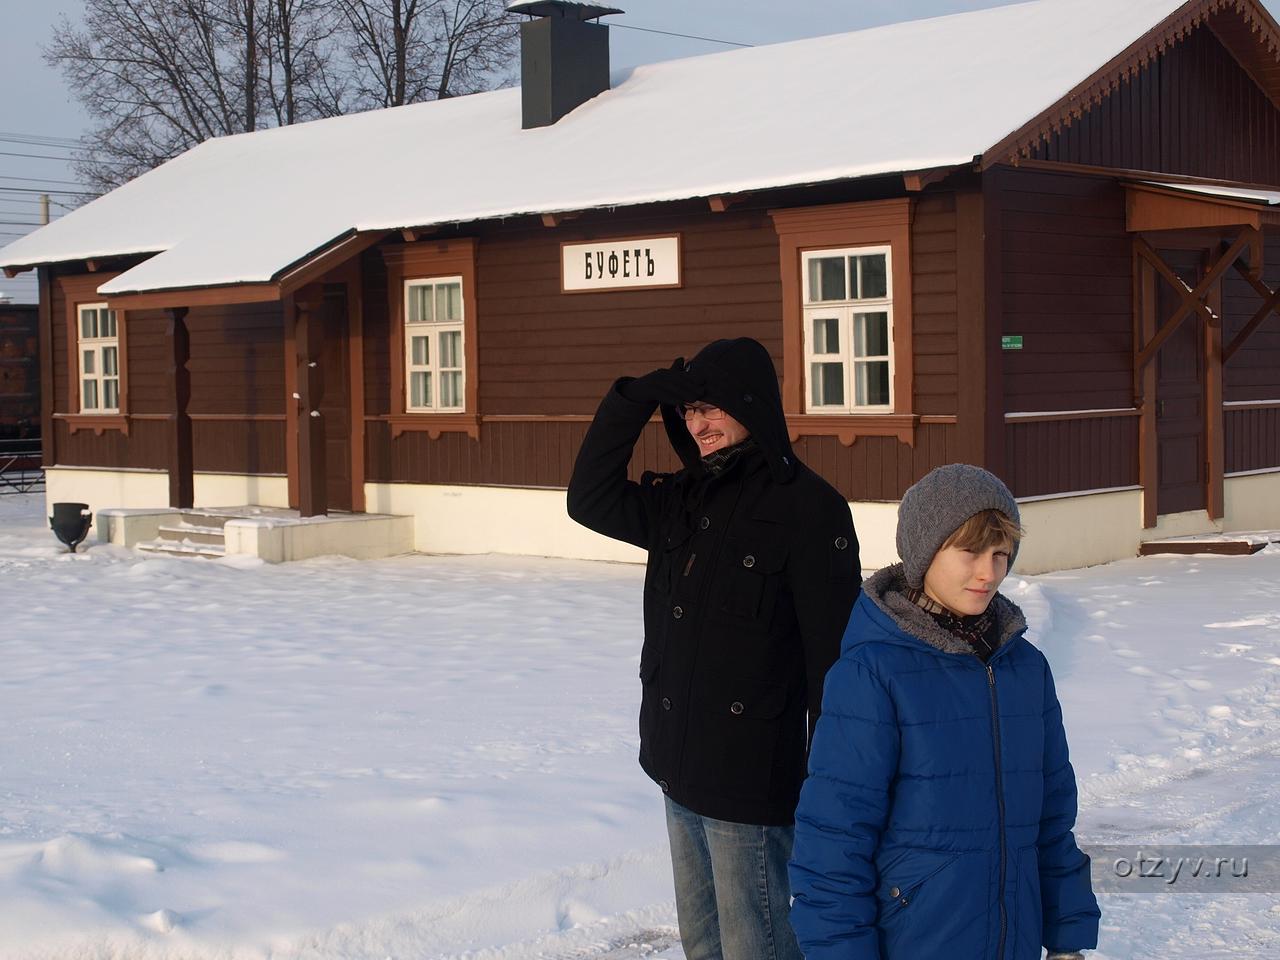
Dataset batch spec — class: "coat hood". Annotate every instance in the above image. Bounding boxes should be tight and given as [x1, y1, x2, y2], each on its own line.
[853, 563, 1027, 657]
[661, 337, 797, 483]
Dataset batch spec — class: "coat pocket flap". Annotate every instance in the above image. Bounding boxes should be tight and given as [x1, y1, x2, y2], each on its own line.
[877, 848, 961, 901]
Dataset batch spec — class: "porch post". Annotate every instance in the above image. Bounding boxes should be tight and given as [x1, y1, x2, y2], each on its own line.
[294, 284, 327, 517]
[165, 306, 193, 508]
[1206, 281, 1225, 521]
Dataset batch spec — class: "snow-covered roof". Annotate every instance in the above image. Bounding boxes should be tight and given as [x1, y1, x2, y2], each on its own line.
[1142, 181, 1280, 206]
[1, 0, 1192, 294]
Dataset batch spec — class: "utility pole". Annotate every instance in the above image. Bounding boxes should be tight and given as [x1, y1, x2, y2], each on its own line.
[39, 194, 50, 225]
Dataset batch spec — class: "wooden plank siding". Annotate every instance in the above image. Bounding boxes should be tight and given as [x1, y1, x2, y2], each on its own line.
[995, 168, 1135, 413]
[50, 270, 288, 476]
[475, 211, 783, 414]
[1218, 407, 1280, 478]
[1225, 406, 1280, 474]
[911, 192, 959, 417]
[1004, 415, 1139, 498]
[793, 424, 958, 502]
[1223, 226, 1280, 473]
[1222, 227, 1280, 403]
[364, 201, 962, 501]
[1028, 27, 1280, 184]
[991, 168, 1139, 497]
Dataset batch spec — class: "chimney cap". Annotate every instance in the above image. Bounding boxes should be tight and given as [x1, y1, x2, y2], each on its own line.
[507, 1, 623, 21]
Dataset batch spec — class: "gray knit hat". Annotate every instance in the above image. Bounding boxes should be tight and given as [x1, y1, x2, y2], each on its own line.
[896, 464, 1021, 589]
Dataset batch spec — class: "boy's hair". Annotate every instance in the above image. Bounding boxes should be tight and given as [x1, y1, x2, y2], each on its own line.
[941, 509, 1023, 553]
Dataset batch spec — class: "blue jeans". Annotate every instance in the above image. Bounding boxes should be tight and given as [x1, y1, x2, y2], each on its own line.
[664, 796, 803, 960]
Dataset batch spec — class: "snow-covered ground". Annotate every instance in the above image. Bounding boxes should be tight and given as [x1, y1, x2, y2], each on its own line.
[1, 492, 1277, 959]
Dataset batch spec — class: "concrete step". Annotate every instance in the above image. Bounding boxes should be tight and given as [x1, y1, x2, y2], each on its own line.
[157, 523, 226, 546]
[136, 538, 227, 559]
[1139, 531, 1277, 557]
[178, 512, 232, 529]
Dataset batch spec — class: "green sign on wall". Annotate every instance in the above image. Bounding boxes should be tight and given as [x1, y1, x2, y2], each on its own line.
[1001, 335, 1024, 350]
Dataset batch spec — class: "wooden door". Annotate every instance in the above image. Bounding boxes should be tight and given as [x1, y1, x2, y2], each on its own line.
[1154, 249, 1207, 515]
[320, 283, 352, 512]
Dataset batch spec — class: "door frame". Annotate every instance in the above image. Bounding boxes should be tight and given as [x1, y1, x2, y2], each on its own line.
[284, 261, 366, 514]
[1133, 231, 1231, 527]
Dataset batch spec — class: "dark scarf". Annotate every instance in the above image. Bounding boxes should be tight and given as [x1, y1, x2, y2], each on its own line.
[906, 587, 1000, 662]
[701, 438, 757, 477]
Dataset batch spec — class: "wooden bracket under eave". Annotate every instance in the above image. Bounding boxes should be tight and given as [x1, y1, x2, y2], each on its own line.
[86, 260, 100, 272]
[401, 227, 439, 242]
[903, 168, 953, 192]
[3, 266, 30, 278]
[541, 212, 581, 228]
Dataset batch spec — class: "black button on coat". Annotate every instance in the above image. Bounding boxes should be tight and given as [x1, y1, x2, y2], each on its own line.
[567, 338, 862, 825]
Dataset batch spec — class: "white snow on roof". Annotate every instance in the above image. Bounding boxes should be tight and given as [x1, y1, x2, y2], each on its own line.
[1, 0, 1188, 294]
[1143, 181, 1280, 205]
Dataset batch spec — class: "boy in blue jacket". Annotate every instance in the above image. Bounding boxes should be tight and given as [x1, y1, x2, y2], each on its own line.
[789, 464, 1099, 960]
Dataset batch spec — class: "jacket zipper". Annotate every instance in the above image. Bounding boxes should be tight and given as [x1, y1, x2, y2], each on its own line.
[987, 663, 1007, 960]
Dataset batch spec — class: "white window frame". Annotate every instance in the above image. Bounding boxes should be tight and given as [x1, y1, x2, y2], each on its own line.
[77, 302, 121, 414]
[403, 276, 466, 413]
[801, 245, 895, 413]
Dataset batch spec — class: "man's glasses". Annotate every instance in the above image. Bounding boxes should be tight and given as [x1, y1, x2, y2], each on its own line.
[679, 403, 726, 421]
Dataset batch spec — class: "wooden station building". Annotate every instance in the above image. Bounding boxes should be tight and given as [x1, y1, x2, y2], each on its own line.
[2, 0, 1280, 570]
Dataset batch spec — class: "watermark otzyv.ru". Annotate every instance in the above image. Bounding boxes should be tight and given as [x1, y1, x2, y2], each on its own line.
[1084, 846, 1277, 893]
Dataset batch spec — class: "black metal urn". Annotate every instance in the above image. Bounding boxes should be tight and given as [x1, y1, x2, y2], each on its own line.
[50, 502, 92, 553]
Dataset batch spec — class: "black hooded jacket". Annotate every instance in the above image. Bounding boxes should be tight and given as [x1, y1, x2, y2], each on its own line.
[567, 338, 861, 825]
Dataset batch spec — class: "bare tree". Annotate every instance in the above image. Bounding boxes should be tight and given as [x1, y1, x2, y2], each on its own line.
[259, 0, 349, 126]
[46, 0, 261, 192]
[332, 0, 515, 107]
[47, 0, 515, 197]
[429, 0, 519, 100]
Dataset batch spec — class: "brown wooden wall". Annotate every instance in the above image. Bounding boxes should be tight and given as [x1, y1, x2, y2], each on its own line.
[1004, 415, 1140, 498]
[1223, 227, 1280, 404]
[364, 200, 963, 501]
[994, 168, 1135, 413]
[1225, 405, 1280, 474]
[912, 193, 959, 417]
[49, 271, 287, 475]
[1222, 226, 1280, 474]
[1028, 26, 1280, 184]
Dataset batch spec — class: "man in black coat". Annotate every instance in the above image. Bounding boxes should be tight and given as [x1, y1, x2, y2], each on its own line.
[567, 337, 861, 960]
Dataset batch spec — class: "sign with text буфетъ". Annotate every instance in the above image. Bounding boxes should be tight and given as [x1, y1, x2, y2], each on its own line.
[561, 236, 681, 292]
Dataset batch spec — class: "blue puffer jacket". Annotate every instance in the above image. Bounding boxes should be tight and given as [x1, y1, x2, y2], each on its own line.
[789, 565, 1099, 960]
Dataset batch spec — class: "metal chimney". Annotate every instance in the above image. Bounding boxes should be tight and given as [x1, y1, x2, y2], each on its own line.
[508, 1, 623, 129]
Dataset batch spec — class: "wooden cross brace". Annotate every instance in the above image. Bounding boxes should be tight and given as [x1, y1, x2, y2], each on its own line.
[1224, 258, 1280, 364]
[1132, 228, 1258, 397]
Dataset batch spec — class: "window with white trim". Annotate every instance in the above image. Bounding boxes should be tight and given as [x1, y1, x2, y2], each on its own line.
[802, 246, 893, 412]
[404, 276, 465, 411]
[78, 303, 121, 413]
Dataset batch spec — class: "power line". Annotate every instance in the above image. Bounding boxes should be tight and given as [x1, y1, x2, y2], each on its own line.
[612, 23, 753, 47]
[0, 186, 96, 197]
[0, 149, 134, 169]
[0, 174, 89, 186]
[0, 149, 91, 163]
[0, 131, 85, 147]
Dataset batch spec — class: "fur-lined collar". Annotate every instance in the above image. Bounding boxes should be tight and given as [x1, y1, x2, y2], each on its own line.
[861, 564, 1027, 656]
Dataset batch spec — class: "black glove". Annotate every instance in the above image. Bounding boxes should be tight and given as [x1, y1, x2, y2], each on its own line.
[618, 358, 705, 407]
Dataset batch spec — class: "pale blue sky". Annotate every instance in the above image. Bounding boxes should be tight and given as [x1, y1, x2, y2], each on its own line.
[2, 0, 1278, 302]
